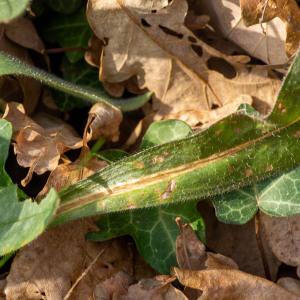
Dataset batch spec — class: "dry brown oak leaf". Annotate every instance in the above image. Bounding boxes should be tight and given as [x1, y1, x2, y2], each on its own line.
[87, 0, 280, 126]
[3, 102, 83, 186]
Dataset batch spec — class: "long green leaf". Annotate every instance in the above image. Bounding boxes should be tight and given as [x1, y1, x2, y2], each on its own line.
[0, 51, 152, 112]
[87, 120, 203, 274]
[52, 50, 300, 225]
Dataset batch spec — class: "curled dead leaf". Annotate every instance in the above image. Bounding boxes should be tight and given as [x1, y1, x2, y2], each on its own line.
[85, 102, 123, 143]
[3, 103, 83, 185]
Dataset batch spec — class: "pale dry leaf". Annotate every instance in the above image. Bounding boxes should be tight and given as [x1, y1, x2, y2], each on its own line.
[197, 0, 288, 65]
[277, 277, 300, 296]
[240, 0, 300, 58]
[173, 267, 300, 300]
[3, 103, 83, 185]
[176, 218, 206, 270]
[260, 213, 300, 267]
[176, 221, 239, 272]
[87, 0, 280, 126]
[93, 271, 134, 300]
[85, 102, 123, 142]
[4, 17, 44, 53]
[121, 275, 188, 300]
[5, 220, 133, 300]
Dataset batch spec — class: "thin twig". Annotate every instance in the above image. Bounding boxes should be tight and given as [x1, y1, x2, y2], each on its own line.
[63, 248, 106, 300]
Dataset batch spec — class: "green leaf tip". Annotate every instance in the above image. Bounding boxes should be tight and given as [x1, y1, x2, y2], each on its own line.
[0, 51, 152, 112]
[0, 0, 30, 22]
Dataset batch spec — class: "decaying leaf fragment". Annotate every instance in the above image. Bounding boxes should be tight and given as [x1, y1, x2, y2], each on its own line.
[3, 102, 83, 185]
[87, 0, 280, 126]
[5, 220, 133, 300]
[197, 0, 288, 65]
[85, 102, 123, 142]
[173, 268, 300, 300]
[260, 213, 300, 270]
[240, 0, 300, 58]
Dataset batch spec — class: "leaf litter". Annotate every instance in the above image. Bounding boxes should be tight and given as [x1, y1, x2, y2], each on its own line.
[1, 0, 300, 299]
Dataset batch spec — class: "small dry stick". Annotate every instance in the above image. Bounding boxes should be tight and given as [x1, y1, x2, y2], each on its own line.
[63, 248, 106, 300]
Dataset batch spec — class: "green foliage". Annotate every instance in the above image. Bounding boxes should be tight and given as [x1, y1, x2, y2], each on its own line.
[0, 0, 30, 22]
[97, 149, 129, 163]
[55, 50, 300, 227]
[0, 119, 60, 256]
[87, 119, 203, 273]
[140, 119, 192, 150]
[54, 59, 100, 111]
[42, 7, 92, 63]
[0, 51, 152, 112]
[213, 167, 300, 224]
[45, 0, 83, 14]
[87, 200, 204, 274]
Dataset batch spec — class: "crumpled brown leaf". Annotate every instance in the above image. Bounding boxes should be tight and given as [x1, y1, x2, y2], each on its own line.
[260, 213, 300, 272]
[173, 267, 300, 300]
[277, 277, 300, 296]
[0, 17, 44, 114]
[3, 103, 83, 185]
[240, 0, 300, 58]
[121, 276, 187, 300]
[87, 0, 280, 126]
[93, 271, 134, 299]
[5, 220, 133, 300]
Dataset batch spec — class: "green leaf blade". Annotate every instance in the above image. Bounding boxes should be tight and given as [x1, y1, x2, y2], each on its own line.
[87, 201, 205, 274]
[0, 186, 59, 256]
[0, 0, 30, 22]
